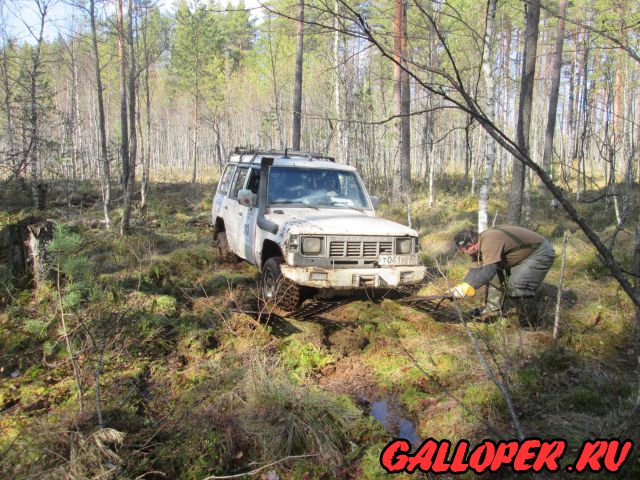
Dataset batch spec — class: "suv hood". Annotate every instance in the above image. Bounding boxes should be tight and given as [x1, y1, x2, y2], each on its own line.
[265, 208, 418, 237]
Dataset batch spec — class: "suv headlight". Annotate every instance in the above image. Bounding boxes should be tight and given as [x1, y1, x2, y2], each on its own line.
[396, 238, 412, 254]
[302, 236, 323, 255]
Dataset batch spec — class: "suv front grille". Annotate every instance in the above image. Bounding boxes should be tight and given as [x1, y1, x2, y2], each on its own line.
[329, 239, 394, 258]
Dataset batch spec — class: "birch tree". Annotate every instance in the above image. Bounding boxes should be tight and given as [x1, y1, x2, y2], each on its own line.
[477, 0, 498, 232]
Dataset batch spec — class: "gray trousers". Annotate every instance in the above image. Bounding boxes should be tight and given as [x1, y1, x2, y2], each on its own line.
[506, 239, 555, 297]
[485, 239, 555, 311]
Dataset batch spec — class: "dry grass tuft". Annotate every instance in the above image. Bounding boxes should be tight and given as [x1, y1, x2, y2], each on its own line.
[238, 359, 360, 464]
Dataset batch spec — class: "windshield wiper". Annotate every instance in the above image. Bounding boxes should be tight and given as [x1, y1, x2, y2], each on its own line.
[272, 201, 318, 210]
[321, 201, 364, 212]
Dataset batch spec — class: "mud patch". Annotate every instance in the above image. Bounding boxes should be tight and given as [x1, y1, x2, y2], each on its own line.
[318, 357, 376, 398]
[326, 327, 369, 357]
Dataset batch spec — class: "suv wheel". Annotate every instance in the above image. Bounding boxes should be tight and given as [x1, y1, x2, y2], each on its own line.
[260, 257, 302, 313]
[216, 231, 239, 263]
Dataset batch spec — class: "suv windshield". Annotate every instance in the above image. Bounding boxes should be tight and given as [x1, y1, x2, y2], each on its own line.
[268, 167, 370, 209]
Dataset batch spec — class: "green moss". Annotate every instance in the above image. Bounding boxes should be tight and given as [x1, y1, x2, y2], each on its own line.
[463, 381, 501, 408]
[399, 385, 432, 412]
[280, 339, 333, 378]
[367, 354, 410, 389]
[23, 364, 45, 381]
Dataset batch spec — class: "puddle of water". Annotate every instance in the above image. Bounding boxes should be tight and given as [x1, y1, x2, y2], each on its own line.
[370, 396, 421, 447]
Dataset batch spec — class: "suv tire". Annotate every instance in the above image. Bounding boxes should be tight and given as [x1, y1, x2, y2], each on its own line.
[260, 257, 302, 312]
[216, 231, 239, 263]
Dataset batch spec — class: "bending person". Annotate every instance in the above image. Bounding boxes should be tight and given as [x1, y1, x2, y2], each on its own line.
[449, 226, 555, 315]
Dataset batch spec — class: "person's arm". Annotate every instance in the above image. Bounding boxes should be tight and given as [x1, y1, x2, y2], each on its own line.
[448, 263, 499, 298]
[463, 263, 499, 289]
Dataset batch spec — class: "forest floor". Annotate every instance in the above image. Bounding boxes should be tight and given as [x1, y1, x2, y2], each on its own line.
[1, 179, 640, 479]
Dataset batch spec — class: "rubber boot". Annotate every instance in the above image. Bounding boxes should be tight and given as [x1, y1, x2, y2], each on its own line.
[481, 285, 504, 316]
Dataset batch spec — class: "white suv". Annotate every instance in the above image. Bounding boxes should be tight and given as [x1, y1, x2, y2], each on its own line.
[212, 149, 425, 311]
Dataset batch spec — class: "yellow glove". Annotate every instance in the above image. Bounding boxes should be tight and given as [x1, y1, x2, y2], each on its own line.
[448, 282, 476, 299]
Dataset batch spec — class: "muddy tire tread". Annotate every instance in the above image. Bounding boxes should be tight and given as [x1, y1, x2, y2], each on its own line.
[261, 257, 303, 313]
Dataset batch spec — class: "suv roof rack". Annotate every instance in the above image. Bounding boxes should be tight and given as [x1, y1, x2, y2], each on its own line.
[232, 146, 335, 163]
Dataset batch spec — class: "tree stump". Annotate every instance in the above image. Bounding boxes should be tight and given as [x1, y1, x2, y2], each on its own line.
[0, 217, 54, 304]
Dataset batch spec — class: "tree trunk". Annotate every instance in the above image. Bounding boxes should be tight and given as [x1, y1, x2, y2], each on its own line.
[392, 0, 410, 206]
[541, 0, 567, 179]
[291, 0, 304, 150]
[141, 5, 151, 209]
[567, 30, 578, 158]
[121, 0, 137, 235]
[508, 0, 540, 224]
[610, 14, 626, 226]
[191, 100, 199, 183]
[478, 0, 497, 232]
[576, 27, 591, 201]
[90, 0, 111, 228]
[116, 0, 129, 189]
[499, 19, 512, 189]
[400, 2, 411, 198]
[28, 2, 49, 211]
[1, 46, 16, 176]
[334, 0, 344, 161]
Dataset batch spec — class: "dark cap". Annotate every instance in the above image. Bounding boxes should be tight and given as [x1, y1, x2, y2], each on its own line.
[453, 228, 477, 249]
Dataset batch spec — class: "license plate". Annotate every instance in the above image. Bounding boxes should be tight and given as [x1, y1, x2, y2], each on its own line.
[378, 254, 418, 266]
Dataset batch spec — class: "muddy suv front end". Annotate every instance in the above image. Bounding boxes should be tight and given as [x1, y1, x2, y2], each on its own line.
[280, 234, 425, 290]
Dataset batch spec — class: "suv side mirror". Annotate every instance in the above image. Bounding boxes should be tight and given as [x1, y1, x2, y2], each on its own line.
[370, 196, 379, 209]
[238, 189, 257, 207]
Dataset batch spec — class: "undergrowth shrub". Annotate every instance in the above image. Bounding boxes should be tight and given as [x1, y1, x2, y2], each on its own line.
[238, 360, 359, 464]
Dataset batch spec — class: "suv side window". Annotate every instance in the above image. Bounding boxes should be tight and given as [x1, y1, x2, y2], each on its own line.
[230, 167, 250, 199]
[218, 164, 235, 196]
[247, 168, 260, 194]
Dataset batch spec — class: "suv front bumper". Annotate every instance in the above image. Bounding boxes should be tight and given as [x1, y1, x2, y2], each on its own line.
[280, 264, 426, 289]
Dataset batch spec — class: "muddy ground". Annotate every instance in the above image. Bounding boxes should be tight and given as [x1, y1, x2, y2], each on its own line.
[2, 181, 640, 479]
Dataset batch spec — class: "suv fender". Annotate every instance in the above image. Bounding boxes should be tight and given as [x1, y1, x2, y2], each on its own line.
[260, 239, 282, 272]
